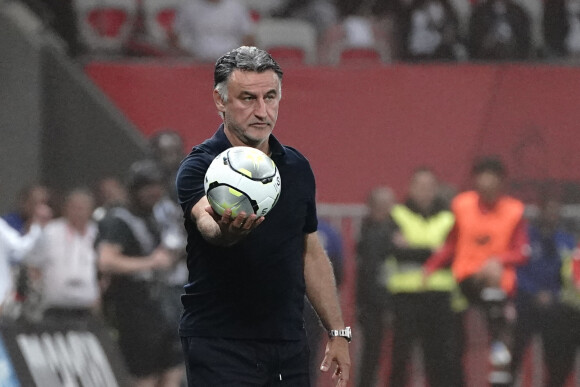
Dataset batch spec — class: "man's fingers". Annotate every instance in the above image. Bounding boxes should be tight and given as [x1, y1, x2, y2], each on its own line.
[320, 356, 331, 372]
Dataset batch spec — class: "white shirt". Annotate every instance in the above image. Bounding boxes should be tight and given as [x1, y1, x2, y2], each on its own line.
[175, 0, 254, 62]
[28, 218, 99, 309]
[0, 218, 41, 306]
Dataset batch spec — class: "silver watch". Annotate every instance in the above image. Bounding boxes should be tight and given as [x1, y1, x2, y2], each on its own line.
[328, 326, 351, 342]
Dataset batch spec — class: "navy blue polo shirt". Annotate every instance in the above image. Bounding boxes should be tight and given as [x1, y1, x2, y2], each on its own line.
[176, 125, 318, 340]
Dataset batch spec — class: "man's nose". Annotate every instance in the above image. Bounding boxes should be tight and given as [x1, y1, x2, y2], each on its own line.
[254, 98, 267, 117]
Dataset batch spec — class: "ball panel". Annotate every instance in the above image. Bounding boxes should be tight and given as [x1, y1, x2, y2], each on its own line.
[207, 184, 255, 217]
[204, 146, 282, 218]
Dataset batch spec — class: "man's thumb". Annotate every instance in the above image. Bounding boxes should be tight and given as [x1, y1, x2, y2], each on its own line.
[320, 357, 331, 372]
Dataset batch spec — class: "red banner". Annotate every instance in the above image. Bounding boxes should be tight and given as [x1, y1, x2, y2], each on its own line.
[85, 62, 580, 203]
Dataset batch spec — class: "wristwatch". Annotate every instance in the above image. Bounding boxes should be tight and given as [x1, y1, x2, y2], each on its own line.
[328, 326, 351, 343]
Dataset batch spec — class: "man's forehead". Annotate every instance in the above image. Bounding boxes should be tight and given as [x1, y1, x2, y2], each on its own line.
[229, 69, 279, 89]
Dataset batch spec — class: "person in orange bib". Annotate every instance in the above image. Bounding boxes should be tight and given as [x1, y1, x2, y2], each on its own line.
[423, 155, 530, 386]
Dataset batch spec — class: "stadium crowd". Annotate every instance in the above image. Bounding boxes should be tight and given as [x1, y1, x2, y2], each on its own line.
[2, 137, 580, 386]
[16, 0, 580, 64]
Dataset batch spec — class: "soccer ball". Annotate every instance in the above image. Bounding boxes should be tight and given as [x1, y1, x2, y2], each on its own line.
[204, 146, 282, 218]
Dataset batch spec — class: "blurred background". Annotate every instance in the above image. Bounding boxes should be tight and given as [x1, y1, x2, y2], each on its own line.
[2, 0, 580, 386]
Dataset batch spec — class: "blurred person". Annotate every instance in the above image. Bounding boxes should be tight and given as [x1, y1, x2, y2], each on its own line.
[175, 46, 350, 386]
[148, 130, 189, 333]
[468, 0, 532, 61]
[0, 201, 50, 316]
[387, 168, 462, 387]
[424, 155, 530, 386]
[549, 240, 580, 387]
[510, 196, 576, 386]
[1, 183, 53, 313]
[396, 0, 466, 62]
[272, 0, 338, 39]
[355, 186, 396, 387]
[96, 159, 184, 387]
[304, 217, 344, 386]
[93, 176, 128, 222]
[3, 184, 51, 234]
[544, 0, 580, 60]
[26, 188, 100, 319]
[171, 0, 255, 63]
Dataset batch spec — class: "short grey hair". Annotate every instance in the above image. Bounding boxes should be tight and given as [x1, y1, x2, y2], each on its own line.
[214, 46, 284, 103]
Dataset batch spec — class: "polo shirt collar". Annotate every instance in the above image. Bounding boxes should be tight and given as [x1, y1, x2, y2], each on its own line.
[213, 124, 286, 159]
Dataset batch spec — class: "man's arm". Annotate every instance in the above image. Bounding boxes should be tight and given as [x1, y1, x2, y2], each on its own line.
[304, 232, 350, 386]
[97, 242, 174, 275]
[423, 222, 458, 275]
[496, 217, 530, 266]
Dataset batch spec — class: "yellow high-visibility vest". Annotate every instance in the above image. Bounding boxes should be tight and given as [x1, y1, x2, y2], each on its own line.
[387, 204, 456, 293]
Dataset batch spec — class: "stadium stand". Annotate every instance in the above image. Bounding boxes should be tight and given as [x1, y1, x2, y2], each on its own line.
[254, 17, 318, 65]
[74, 0, 137, 55]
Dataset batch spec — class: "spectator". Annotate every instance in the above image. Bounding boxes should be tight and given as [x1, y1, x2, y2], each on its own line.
[396, 0, 466, 62]
[272, 0, 338, 40]
[468, 0, 532, 61]
[3, 184, 51, 234]
[172, 0, 255, 63]
[544, 0, 580, 60]
[26, 188, 100, 319]
[0, 200, 51, 316]
[96, 159, 184, 387]
[2, 184, 53, 314]
[93, 176, 128, 222]
[552, 240, 580, 387]
[510, 196, 576, 386]
[148, 130, 189, 328]
[387, 168, 462, 387]
[424, 155, 530, 386]
[304, 217, 344, 386]
[318, 3, 392, 65]
[355, 185, 397, 387]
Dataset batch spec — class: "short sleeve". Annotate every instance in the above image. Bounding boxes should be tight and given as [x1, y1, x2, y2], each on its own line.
[176, 151, 212, 219]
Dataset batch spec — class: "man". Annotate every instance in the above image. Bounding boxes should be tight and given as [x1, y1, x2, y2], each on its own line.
[176, 46, 350, 386]
[97, 160, 184, 387]
[355, 186, 396, 387]
[424, 155, 529, 386]
[511, 196, 576, 386]
[172, 0, 255, 62]
[387, 168, 462, 387]
[27, 189, 100, 318]
[0, 201, 50, 316]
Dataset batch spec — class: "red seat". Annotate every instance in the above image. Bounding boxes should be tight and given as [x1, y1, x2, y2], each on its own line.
[339, 47, 382, 65]
[155, 8, 177, 34]
[268, 47, 306, 65]
[87, 8, 129, 38]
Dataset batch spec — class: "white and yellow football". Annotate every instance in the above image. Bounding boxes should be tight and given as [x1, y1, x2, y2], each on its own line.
[204, 146, 281, 218]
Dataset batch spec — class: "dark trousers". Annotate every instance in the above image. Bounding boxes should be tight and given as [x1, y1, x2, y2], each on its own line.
[389, 292, 463, 387]
[356, 301, 390, 387]
[181, 336, 310, 386]
[459, 277, 508, 342]
[512, 300, 580, 387]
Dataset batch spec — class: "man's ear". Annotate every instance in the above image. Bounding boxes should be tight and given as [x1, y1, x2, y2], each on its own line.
[213, 89, 226, 114]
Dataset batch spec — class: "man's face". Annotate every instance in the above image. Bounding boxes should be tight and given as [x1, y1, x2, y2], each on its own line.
[134, 183, 165, 212]
[215, 70, 280, 151]
[409, 171, 438, 211]
[64, 193, 94, 229]
[474, 171, 503, 203]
